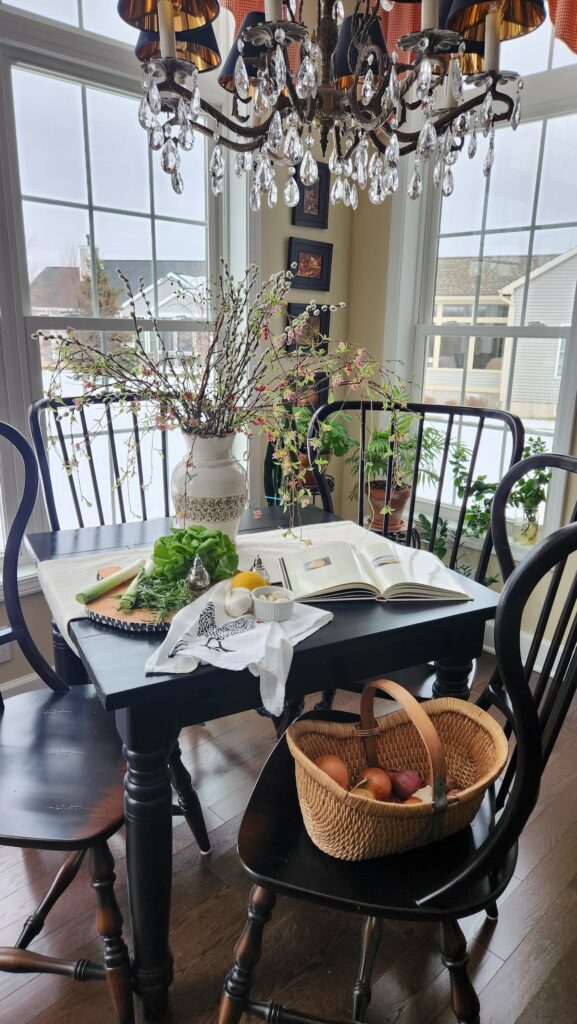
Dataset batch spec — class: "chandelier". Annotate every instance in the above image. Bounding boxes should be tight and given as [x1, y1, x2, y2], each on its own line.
[117, 0, 545, 208]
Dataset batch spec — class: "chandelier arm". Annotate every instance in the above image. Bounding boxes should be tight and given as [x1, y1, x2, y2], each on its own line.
[190, 120, 266, 153]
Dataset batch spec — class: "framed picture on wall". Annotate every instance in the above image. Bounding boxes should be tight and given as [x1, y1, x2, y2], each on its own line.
[285, 302, 331, 353]
[291, 162, 330, 229]
[287, 237, 332, 291]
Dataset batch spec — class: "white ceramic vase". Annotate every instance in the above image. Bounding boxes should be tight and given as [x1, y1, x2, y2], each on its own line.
[171, 433, 247, 539]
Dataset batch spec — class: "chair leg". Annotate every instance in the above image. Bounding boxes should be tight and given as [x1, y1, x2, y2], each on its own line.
[15, 849, 87, 949]
[352, 916, 382, 1021]
[218, 885, 276, 1024]
[314, 689, 336, 712]
[89, 841, 135, 1024]
[485, 901, 499, 921]
[438, 919, 480, 1024]
[271, 699, 305, 739]
[168, 740, 211, 854]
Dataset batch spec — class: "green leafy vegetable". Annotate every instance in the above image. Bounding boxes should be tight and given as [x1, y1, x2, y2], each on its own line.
[152, 525, 238, 582]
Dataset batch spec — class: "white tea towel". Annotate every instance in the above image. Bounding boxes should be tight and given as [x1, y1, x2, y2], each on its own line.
[145, 581, 333, 716]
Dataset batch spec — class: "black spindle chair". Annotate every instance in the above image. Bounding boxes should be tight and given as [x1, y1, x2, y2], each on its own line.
[0, 421, 134, 1023]
[28, 396, 211, 855]
[217, 507, 577, 1024]
[307, 401, 524, 703]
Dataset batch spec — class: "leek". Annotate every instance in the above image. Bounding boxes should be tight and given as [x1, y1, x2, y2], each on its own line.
[117, 557, 154, 613]
[75, 559, 146, 605]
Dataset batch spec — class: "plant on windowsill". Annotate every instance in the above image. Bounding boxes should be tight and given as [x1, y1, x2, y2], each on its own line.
[508, 437, 552, 544]
[347, 411, 446, 533]
[293, 405, 355, 488]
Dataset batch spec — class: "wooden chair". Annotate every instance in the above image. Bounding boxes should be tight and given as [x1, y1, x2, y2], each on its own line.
[0, 421, 134, 1023]
[217, 508, 577, 1024]
[29, 396, 211, 854]
[307, 401, 525, 703]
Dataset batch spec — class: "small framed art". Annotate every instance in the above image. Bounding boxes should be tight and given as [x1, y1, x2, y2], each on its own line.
[287, 237, 333, 292]
[291, 162, 330, 229]
[285, 302, 331, 353]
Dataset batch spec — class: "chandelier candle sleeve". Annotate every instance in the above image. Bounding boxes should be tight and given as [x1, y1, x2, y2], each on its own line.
[158, 0, 177, 56]
[264, 0, 283, 19]
[484, 8, 501, 70]
[421, 0, 440, 29]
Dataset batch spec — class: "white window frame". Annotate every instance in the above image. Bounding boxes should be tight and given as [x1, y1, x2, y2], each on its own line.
[381, 51, 577, 543]
[0, 4, 254, 569]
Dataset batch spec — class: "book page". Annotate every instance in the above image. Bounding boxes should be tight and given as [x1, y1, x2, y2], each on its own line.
[280, 542, 378, 600]
[358, 537, 469, 600]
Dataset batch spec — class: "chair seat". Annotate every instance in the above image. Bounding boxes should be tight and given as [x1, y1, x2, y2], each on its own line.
[239, 710, 516, 921]
[0, 686, 125, 849]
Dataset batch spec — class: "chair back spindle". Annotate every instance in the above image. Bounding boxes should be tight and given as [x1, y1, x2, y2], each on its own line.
[308, 401, 524, 583]
[29, 395, 173, 530]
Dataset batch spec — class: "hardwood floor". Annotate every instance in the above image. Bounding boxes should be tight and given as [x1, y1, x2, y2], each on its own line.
[2, 656, 577, 1023]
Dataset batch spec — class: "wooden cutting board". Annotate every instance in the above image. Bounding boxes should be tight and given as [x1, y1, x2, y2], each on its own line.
[84, 567, 172, 633]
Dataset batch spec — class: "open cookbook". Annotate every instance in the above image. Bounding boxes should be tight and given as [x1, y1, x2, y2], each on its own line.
[278, 536, 471, 603]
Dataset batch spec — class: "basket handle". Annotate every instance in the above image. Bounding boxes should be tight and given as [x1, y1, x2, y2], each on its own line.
[359, 679, 447, 804]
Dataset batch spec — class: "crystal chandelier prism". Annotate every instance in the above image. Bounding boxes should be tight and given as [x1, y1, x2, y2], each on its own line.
[118, 0, 545, 208]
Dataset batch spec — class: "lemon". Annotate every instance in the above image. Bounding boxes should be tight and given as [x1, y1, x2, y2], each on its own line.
[231, 570, 268, 591]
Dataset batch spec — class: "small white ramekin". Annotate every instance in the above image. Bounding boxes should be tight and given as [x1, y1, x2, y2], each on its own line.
[252, 586, 295, 622]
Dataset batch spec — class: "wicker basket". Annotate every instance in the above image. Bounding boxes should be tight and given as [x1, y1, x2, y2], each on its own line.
[286, 679, 509, 861]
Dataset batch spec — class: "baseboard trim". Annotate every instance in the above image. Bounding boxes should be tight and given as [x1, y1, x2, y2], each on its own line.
[0, 672, 43, 697]
[484, 621, 551, 673]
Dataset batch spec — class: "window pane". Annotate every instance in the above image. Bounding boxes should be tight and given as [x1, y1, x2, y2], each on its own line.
[501, 20, 550, 77]
[153, 135, 207, 220]
[442, 304, 471, 318]
[439, 134, 489, 236]
[485, 121, 541, 231]
[434, 238, 481, 325]
[3, 0, 78, 23]
[93, 212, 152, 316]
[81, 0, 136, 43]
[478, 232, 531, 317]
[508, 337, 562, 437]
[536, 114, 577, 225]
[472, 337, 503, 370]
[25, 201, 92, 316]
[524, 229, 577, 327]
[13, 69, 87, 203]
[87, 89, 150, 213]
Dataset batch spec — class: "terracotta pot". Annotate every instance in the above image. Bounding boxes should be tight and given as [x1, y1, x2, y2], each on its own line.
[365, 482, 411, 533]
[298, 450, 329, 489]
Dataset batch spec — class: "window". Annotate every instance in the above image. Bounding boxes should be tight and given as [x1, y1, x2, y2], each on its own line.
[555, 338, 566, 379]
[412, 24, 577, 533]
[0, 4, 238, 552]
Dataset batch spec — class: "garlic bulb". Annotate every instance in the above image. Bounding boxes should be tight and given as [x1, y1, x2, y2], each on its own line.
[224, 586, 253, 618]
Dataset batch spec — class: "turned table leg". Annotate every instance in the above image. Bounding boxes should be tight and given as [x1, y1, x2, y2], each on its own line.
[433, 656, 475, 701]
[120, 721, 174, 1022]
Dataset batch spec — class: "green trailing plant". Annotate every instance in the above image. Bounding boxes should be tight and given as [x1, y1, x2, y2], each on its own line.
[508, 436, 552, 512]
[347, 415, 446, 498]
[292, 406, 355, 465]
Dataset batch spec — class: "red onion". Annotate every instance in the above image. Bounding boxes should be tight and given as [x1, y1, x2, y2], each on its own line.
[389, 769, 422, 801]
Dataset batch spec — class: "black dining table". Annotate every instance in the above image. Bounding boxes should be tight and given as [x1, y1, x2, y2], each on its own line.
[27, 506, 499, 1021]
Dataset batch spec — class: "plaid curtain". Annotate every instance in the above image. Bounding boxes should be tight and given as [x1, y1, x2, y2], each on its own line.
[548, 0, 577, 54]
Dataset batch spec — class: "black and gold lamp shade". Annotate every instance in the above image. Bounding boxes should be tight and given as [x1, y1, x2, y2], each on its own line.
[333, 15, 388, 91]
[136, 26, 221, 70]
[219, 11, 266, 93]
[440, 0, 484, 73]
[118, 0, 219, 32]
[446, 0, 546, 42]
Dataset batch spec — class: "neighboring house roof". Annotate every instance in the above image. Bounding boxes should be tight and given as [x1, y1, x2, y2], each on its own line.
[29, 267, 82, 310]
[436, 255, 553, 297]
[30, 260, 206, 312]
[501, 246, 577, 296]
[102, 261, 205, 295]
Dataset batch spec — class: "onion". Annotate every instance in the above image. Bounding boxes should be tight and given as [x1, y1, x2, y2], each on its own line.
[389, 769, 422, 801]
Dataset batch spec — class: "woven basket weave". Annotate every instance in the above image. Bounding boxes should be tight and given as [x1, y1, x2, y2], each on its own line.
[286, 679, 509, 861]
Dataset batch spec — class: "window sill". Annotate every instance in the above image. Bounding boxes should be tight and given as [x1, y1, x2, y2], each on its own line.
[448, 526, 540, 568]
[0, 565, 41, 603]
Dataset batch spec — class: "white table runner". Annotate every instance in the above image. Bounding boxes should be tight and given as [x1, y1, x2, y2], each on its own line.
[37, 519, 370, 649]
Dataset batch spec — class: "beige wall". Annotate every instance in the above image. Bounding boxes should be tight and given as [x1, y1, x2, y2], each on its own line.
[0, 590, 53, 687]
